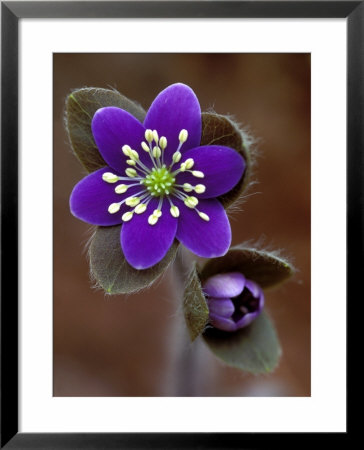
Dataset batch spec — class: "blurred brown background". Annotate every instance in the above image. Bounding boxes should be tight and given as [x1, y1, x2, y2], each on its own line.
[53, 53, 310, 396]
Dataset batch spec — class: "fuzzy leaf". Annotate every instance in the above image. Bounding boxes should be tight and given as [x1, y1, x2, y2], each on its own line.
[65, 87, 146, 173]
[200, 112, 252, 208]
[89, 225, 179, 294]
[183, 263, 209, 341]
[203, 311, 281, 374]
[200, 246, 294, 290]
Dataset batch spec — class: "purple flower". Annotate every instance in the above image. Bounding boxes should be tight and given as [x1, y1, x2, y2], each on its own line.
[202, 272, 265, 332]
[70, 83, 245, 269]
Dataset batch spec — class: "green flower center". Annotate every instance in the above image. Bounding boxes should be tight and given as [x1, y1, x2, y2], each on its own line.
[142, 166, 175, 197]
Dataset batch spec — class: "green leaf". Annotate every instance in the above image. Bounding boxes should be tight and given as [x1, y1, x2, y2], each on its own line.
[203, 311, 281, 374]
[200, 112, 252, 208]
[200, 246, 295, 290]
[65, 87, 146, 173]
[183, 263, 209, 341]
[89, 225, 179, 294]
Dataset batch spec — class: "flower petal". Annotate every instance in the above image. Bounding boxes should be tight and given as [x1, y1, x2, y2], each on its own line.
[207, 297, 235, 318]
[235, 311, 262, 329]
[91, 107, 151, 173]
[143, 83, 201, 165]
[175, 198, 231, 258]
[203, 272, 246, 298]
[209, 314, 237, 332]
[176, 145, 245, 199]
[120, 198, 178, 269]
[70, 168, 140, 226]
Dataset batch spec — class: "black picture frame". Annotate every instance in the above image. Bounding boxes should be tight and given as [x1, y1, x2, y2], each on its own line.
[1, 1, 358, 448]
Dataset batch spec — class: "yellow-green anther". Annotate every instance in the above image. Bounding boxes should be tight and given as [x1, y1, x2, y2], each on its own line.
[102, 172, 118, 183]
[179, 129, 188, 143]
[159, 136, 167, 150]
[141, 141, 150, 152]
[152, 129, 159, 143]
[179, 162, 187, 172]
[153, 209, 162, 218]
[122, 211, 134, 222]
[170, 205, 180, 218]
[115, 184, 128, 194]
[184, 158, 194, 169]
[125, 197, 140, 207]
[127, 159, 136, 166]
[184, 196, 199, 208]
[198, 211, 210, 221]
[172, 151, 182, 163]
[192, 170, 204, 178]
[122, 145, 132, 157]
[145, 129, 154, 143]
[194, 184, 206, 194]
[183, 183, 193, 192]
[135, 203, 147, 214]
[108, 203, 121, 214]
[126, 168, 137, 177]
[152, 146, 161, 159]
[130, 149, 139, 160]
[148, 214, 159, 225]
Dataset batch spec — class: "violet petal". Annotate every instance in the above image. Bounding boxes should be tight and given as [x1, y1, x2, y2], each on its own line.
[207, 297, 235, 318]
[70, 167, 139, 226]
[120, 198, 178, 269]
[143, 83, 201, 165]
[209, 314, 238, 332]
[176, 145, 245, 198]
[203, 272, 246, 298]
[175, 198, 231, 258]
[91, 107, 152, 173]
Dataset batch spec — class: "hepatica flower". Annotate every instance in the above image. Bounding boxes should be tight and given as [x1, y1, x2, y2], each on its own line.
[70, 83, 245, 269]
[202, 272, 264, 332]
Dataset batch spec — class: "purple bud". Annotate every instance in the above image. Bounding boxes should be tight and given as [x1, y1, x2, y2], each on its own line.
[202, 272, 265, 332]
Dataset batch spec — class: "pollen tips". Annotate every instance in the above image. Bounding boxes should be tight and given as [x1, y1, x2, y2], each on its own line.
[145, 129, 154, 143]
[184, 158, 194, 169]
[153, 209, 162, 218]
[141, 141, 150, 152]
[179, 129, 188, 143]
[194, 184, 206, 194]
[125, 197, 140, 207]
[192, 170, 204, 178]
[102, 172, 118, 183]
[198, 211, 210, 221]
[184, 196, 198, 208]
[152, 146, 161, 159]
[135, 203, 147, 214]
[115, 184, 128, 194]
[122, 211, 134, 222]
[152, 129, 159, 143]
[172, 151, 182, 163]
[127, 159, 136, 166]
[148, 214, 159, 225]
[125, 168, 137, 178]
[159, 136, 167, 150]
[108, 203, 121, 214]
[170, 205, 180, 218]
[183, 183, 193, 192]
[122, 145, 132, 157]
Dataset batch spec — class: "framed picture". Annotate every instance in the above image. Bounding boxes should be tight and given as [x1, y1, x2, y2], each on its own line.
[1, 1, 356, 448]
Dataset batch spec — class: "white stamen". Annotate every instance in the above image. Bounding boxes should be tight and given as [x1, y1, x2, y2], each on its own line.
[170, 205, 180, 218]
[159, 136, 167, 150]
[152, 146, 161, 159]
[183, 183, 193, 192]
[115, 184, 128, 194]
[134, 203, 147, 214]
[122, 145, 132, 157]
[179, 129, 188, 143]
[102, 172, 118, 183]
[125, 197, 140, 207]
[122, 211, 134, 222]
[145, 129, 154, 143]
[184, 196, 199, 208]
[152, 129, 159, 143]
[153, 209, 162, 218]
[141, 141, 150, 152]
[198, 211, 210, 221]
[194, 184, 206, 194]
[172, 151, 182, 163]
[179, 162, 187, 172]
[192, 170, 204, 178]
[125, 168, 137, 178]
[108, 203, 121, 214]
[148, 214, 159, 225]
[184, 158, 194, 169]
[127, 159, 136, 166]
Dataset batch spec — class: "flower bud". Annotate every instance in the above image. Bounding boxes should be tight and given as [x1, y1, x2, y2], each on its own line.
[202, 272, 264, 332]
